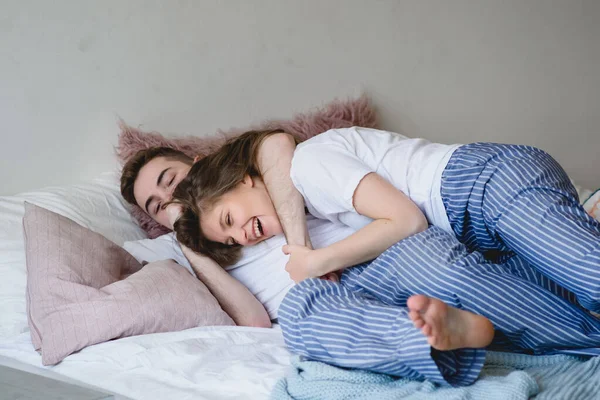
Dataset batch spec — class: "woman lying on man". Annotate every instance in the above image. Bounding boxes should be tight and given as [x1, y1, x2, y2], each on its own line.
[168, 127, 600, 386]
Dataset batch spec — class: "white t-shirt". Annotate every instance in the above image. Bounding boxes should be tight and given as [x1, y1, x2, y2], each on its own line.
[123, 215, 354, 319]
[290, 127, 460, 232]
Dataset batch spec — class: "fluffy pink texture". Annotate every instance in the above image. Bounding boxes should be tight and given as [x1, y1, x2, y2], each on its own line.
[23, 203, 234, 365]
[116, 95, 378, 238]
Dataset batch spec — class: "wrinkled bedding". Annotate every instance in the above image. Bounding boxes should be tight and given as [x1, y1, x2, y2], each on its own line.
[0, 326, 291, 400]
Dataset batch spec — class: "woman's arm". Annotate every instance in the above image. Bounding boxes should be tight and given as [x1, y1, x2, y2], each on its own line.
[181, 245, 272, 328]
[283, 172, 428, 281]
[256, 133, 312, 248]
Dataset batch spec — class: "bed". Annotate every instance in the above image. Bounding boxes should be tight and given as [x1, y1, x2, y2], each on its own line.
[1, 172, 600, 400]
[0, 172, 292, 400]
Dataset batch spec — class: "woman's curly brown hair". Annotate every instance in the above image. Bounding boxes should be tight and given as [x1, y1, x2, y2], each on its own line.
[168, 129, 290, 266]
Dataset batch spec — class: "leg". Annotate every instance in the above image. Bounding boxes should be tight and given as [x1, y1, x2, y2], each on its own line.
[442, 143, 600, 311]
[350, 226, 600, 353]
[278, 278, 486, 386]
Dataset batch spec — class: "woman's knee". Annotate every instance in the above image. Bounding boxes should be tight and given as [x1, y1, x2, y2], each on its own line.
[504, 146, 571, 189]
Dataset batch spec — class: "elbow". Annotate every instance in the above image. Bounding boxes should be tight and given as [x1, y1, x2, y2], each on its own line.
[244, 315, 272, 329]
[413, 214, 428, 234]
[262, 132, 296, 152]
[255, 318, 273, 329]
[235, 309, 272, 328]
[396, 213, 428, 237]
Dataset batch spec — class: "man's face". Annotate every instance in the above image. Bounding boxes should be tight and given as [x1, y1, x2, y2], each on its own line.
[133, 156, 192, 229]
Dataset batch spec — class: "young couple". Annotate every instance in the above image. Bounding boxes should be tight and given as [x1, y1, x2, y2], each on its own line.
[121, 126, 600, 386]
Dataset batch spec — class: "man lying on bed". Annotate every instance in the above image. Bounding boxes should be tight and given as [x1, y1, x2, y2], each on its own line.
[121, 129, 600, 386]
[120, 133, 347, 326]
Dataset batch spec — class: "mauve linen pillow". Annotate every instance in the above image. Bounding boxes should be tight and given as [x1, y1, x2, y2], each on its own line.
[23, 202, 234, 365]
[115, 95, 378, 238]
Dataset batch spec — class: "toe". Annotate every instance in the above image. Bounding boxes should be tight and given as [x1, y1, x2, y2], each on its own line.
[413, 318, 425, 329]
[407, 295, 430, 313]
[422, 324, 432, 336]
[408, 310, 420, 321]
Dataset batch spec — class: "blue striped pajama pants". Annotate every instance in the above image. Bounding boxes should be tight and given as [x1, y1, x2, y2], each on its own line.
[442, 143, 600, 312]
[278, 227, 600, 386]
[278, 143, 600, 386]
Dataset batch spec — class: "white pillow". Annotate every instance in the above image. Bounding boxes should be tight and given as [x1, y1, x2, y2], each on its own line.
[123, 233, 196, 277]
[0, 172, 146, 339]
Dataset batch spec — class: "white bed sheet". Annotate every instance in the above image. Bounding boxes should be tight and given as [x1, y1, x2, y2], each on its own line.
[0, 325, 291, 400]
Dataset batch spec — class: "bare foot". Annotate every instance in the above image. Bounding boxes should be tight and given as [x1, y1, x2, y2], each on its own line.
[407, 295, 494, 351]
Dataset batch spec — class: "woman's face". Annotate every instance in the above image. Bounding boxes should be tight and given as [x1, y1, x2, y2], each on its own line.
[199, 176, 283, 246]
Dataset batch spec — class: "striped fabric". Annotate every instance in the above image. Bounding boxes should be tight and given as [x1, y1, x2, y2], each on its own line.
[278, 227, 600, 386]
[441, 143, 600, 311]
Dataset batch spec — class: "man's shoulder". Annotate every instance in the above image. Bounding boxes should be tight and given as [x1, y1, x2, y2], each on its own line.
[123, 232, 190, 269]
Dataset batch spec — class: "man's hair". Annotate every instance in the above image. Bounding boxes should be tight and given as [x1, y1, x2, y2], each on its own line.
[120, 147, 193, 206]
[169, 129, 286, 266]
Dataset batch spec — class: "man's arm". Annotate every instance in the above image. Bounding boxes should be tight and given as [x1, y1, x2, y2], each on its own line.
[180, 245, 272, 328]
[256, 133, 312, 248]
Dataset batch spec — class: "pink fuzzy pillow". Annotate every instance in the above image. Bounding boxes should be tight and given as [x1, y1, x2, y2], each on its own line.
[116, 95, 378, 238]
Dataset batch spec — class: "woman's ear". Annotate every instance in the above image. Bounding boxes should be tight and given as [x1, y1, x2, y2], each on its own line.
[242, 175, 254, 187]
[193, 155, 201, 164]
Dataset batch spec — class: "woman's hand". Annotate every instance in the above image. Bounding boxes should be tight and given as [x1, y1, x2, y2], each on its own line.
[282, 245, 332, 282]
[166, 204, 183, 230]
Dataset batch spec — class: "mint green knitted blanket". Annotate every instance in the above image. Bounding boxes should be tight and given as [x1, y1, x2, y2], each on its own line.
[272, 352, 600, 400]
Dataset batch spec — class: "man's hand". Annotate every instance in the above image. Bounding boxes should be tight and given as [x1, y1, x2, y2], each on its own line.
[282, 245, 335, 283]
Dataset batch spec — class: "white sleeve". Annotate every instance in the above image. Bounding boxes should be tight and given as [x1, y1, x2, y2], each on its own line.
[290, 142, 373, 217]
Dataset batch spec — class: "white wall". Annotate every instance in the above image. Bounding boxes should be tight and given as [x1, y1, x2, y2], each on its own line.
[2, 0, 599, 195]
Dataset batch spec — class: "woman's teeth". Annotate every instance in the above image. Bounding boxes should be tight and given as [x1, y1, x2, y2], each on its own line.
[253, 218, 263, 239]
